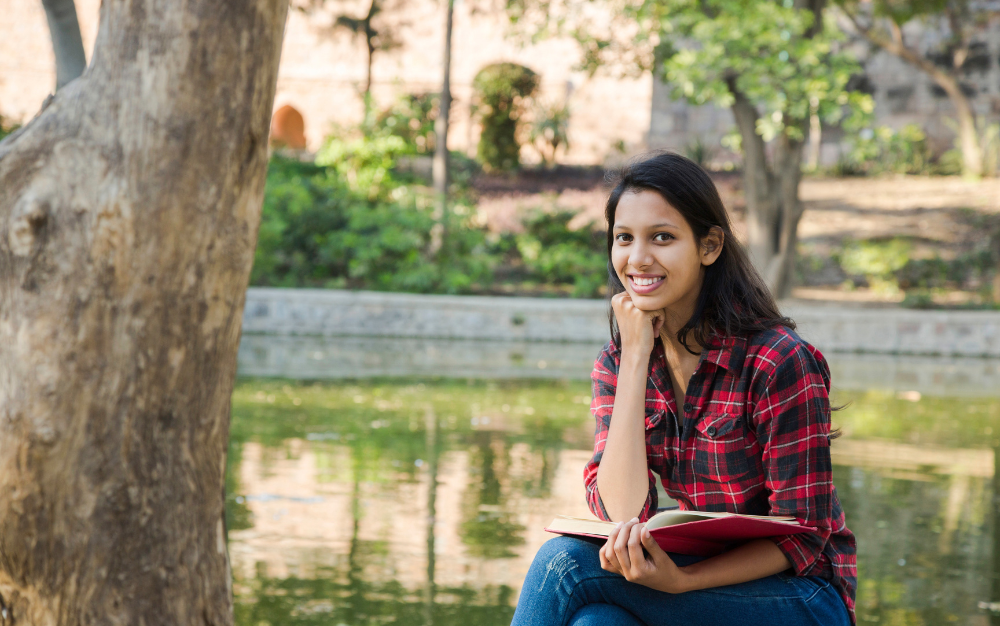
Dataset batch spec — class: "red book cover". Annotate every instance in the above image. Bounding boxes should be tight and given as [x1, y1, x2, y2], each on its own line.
[544, 513, 816, 556]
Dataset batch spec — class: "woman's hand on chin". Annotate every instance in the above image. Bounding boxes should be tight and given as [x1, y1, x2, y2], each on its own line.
[599, 518, 692, 594]
[612, 292, 665, 359]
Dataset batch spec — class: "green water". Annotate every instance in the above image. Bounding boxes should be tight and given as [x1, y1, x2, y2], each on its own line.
[226, 378, 1000, 626]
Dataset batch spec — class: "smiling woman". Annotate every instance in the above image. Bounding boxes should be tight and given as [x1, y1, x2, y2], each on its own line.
[510, 153, 858, 626]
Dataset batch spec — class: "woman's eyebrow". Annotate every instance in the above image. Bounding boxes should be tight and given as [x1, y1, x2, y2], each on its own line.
[615, 222, 679, 230]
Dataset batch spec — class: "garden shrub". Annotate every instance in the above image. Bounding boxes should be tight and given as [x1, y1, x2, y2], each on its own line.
[252, 149, 492, 294]
[371, 93, 439, 155]
[529, 102, 570, 166]
[509, 210, 607, 298]
[836, 238, 912, 294]
[473, 63, 540, 172]
[838, 124, 933, 176]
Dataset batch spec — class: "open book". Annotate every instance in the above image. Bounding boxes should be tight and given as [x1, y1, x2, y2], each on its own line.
[545, 510, 815, 556]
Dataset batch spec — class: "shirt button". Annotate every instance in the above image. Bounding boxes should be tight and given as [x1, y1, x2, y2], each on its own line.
[707, 426, 717, 436]
[683, 402, 694, 413]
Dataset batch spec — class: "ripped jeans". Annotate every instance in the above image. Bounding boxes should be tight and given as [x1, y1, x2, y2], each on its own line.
[510, 536, 851, 626]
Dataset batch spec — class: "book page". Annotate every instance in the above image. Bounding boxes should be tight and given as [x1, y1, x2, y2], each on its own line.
[548, 516, 615, 537]
[646, 510, 799, 530]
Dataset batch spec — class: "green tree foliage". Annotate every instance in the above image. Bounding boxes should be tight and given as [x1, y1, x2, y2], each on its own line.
[652, 1, 871, 141]
[473, 62, 540, 172]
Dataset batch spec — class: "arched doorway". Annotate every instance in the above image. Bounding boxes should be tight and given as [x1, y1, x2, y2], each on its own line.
[270, 105, 307, 150]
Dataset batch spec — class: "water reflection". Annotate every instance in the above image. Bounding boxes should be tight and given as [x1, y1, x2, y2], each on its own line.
[227, 379, 1000, 626]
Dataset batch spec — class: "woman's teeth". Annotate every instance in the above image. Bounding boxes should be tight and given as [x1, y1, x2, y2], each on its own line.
[632, 277, 663, 286]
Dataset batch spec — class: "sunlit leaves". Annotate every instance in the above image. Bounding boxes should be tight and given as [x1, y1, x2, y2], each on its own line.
[656, 0, 873, 138]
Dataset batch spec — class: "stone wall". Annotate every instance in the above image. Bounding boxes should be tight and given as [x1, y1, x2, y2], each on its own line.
[243, 287, 1000, 358]
[1, 0, 650, 164]
[237, 333, 1000, 397]
[9, 2, 997, 167]
[239, 288, 1000, 393]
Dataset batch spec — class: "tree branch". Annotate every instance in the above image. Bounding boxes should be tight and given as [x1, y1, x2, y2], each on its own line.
[842, 6, 952, 84]
[946, 4, 970, 70]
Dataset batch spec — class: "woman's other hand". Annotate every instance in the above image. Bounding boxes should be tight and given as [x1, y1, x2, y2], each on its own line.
[611, 292, 664, 359]
[599, 518, 692, 594]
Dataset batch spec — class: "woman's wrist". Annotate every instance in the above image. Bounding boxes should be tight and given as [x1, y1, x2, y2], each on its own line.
[670, 564, 700, 593]
[618, 349, 651, 373]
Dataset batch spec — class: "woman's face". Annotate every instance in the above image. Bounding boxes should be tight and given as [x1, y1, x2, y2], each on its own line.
[610, 189, 722, 315]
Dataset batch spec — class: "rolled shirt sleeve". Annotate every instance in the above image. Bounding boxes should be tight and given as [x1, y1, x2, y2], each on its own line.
[583, 343, 658, 523]
[753, 343, 835, 575]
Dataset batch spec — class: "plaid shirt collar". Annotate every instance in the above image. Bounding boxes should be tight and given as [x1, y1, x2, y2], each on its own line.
[654, 332, 745, 376]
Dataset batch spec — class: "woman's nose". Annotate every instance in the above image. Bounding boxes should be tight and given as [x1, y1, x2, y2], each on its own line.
[629, 240, 655, 269]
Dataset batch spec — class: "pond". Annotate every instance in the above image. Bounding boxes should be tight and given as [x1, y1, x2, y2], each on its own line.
[227, 342, 1000, 626]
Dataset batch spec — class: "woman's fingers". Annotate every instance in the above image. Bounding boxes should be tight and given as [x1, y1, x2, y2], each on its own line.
[614, 518, 638, 573]
[651, 310, 666, 337]
[641, 526, 672, 569]
[610, 292, 631, 315]
[627, 522, 648, 575]
[603, 523, 623, 573]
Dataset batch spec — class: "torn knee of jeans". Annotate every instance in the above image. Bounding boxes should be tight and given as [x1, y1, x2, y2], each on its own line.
[538, 549, 580, 592]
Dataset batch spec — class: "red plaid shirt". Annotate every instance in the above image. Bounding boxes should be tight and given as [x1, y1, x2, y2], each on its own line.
[584, 325, 857, 624]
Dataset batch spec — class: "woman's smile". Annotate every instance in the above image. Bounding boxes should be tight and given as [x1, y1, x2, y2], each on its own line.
[628, 274, 665, 294]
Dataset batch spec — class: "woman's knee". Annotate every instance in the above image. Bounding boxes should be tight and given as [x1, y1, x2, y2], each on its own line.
[526, 536, 604, 593]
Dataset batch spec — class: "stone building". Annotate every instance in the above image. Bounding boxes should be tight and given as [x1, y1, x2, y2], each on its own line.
[3, 0, 999, 166]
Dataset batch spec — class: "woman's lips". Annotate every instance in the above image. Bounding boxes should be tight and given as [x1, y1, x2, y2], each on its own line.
[628, 275, 664, 294]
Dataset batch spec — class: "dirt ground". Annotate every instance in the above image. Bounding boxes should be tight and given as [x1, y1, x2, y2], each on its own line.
[473, 171, 1000, 305]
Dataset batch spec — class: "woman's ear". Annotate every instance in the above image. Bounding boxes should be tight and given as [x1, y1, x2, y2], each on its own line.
[700, 226, 725, 266]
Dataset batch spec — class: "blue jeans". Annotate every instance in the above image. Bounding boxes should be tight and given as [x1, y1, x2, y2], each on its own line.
[511, 536, 851, 626]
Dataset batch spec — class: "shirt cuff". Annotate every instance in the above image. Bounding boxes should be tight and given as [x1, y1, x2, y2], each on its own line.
[587, 477, 657, 523]
[772, 534, 822, 575]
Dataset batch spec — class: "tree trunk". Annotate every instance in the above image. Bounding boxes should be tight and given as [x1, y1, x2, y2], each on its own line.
[430, 0, 455, 255]
[728, 81, 778, 268]
[363, 0, 378, 96]
[935, 75, 983, 178]
[41, 0, 87, 90]
[807, 96, 821, 171]
[770, 130, 807, 297]
[0, 0, 287, 623]
[728, 82, 806, 298]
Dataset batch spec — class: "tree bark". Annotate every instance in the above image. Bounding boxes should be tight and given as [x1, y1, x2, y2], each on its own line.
[41, 0, 88, 90]
[770, 130, 807, 297]
[364, 0, 378, 95]
[430, 0, 455, 255]
[728, 79, 777, 266]
[727, 79, 806, 298]
[0, 0, 287, 623]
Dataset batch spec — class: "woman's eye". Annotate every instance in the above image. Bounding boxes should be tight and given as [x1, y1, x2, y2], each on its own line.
[654, 232, 674, 242]
[614, 233, 632, 243]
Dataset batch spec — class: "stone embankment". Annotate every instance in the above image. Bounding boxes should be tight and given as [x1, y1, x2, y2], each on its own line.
[239, 288, 1000, 393]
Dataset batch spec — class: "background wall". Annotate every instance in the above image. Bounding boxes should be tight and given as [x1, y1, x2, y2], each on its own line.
[4, 1, 999, 166]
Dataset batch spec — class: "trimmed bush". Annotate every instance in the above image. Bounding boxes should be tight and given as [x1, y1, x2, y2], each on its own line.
[473, 63, 539, 172]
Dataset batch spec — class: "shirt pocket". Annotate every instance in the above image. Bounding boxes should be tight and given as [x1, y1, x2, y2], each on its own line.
[693, 412, 752, 482]
[644, 407, 665, 430]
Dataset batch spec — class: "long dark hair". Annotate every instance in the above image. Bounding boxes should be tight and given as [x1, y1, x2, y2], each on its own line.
[605, 152, 794, 353]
